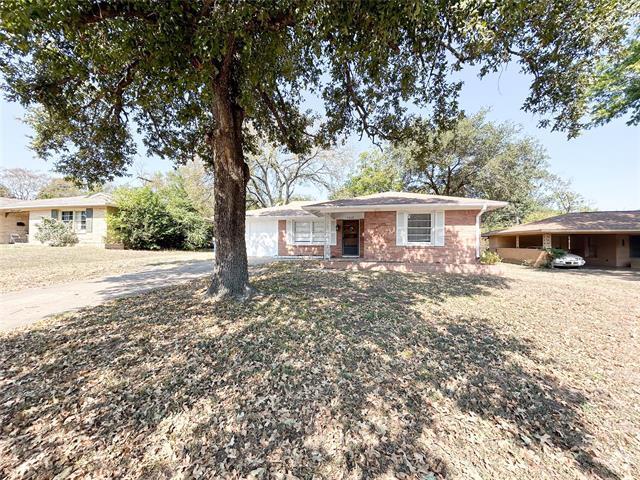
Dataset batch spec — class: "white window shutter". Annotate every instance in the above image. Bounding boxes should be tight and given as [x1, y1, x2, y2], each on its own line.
[396, 212, 407, 246]
[330, 219, 337, 245]
[434, 211, 445, 246]
[286, 220, 293, 244]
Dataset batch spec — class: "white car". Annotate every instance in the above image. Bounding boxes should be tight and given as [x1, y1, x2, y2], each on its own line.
[551, 253, 586, 268]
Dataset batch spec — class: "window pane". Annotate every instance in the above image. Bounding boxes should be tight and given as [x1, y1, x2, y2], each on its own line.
[294, 221, 311, 242]
[312, 220, 325, 243]
[76, 210, 87, 231]
[407, 213, 431, 243]
[61, 211, 73, 223]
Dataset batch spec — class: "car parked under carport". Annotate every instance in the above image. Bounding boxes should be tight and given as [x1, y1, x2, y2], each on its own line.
[484, 210, 640, 269]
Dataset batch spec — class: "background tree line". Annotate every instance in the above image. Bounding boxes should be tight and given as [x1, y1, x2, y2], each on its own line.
[331, 111, 593, 230]
[2, 111, 593, 249]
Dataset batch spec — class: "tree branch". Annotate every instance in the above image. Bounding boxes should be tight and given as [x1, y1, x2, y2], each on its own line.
[78, 1, 159, 25]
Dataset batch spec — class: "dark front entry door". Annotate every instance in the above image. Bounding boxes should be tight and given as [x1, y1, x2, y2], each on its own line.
[342, 220, 359, 256]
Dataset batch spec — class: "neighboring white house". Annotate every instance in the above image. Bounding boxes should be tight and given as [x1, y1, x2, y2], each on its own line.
[0, 193, 116, 246]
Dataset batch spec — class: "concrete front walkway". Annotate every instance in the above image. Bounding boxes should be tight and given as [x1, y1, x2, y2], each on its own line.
[1, 257, 273, 332]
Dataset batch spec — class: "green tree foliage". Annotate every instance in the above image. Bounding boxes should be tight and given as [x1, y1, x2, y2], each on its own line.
[332, 150, 403, 199]
[176, 158, 215, 219]
[335, 112, 552, 227]
[333, 112, 593, 229]
[160, 172, 214, 250]
[109, 187, 181, 250]
[588, 29, 640, 127]
[37, 178, 86, 199]
[0, 1, 631, 298]
[109, 178, 214, 251]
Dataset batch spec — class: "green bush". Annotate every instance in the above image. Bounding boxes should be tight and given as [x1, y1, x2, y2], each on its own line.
[108, 185, 213, 250]
[544, 247, 567, 259]
[479, 250, 502, 265]
[160, 176, 214, 250]
[34, 218, 79, 247]
[539, 247, 567, 268]
[109, 187, 182, 250]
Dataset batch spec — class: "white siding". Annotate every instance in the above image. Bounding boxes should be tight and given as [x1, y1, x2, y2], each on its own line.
[245, 218, 278, 257]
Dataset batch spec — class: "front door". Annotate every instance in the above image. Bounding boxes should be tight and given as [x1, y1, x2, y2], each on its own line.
[342, 220, 359, 256]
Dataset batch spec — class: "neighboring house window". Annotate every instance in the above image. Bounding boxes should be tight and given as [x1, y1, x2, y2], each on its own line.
[61, 211, 74, 225]
[630, 235, 640, 258]
[74, 210, 87, 231]
[407, 213, 432, 244]
[60, 210, 86, 232]
[293, 220, 325, 244]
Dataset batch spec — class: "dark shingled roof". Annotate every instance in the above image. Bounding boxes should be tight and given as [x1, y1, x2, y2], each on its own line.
[246, 201, 317, 218]
[305, 191, 507, 210]
[484, 211, 640, 236]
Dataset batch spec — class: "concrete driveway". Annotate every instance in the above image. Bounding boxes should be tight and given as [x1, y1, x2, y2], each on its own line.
[1, 256, 274, 332]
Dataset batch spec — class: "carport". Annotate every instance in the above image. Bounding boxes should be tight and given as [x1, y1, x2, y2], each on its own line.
[484, 211, 640, 268]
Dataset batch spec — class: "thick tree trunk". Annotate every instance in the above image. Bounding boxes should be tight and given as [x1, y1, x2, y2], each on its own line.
[207, 78, 252, 301]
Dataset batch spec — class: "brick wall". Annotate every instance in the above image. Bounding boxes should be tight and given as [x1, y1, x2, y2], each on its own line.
[278, 211, 479, 263]
[362, 210, 479, 264]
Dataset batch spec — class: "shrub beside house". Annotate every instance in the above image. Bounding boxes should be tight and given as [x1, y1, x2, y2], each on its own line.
[108, 186, 213, 251]
[0, 185, 214, 251]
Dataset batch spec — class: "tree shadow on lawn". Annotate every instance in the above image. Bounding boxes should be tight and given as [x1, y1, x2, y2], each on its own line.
[0, 263, 619, 479]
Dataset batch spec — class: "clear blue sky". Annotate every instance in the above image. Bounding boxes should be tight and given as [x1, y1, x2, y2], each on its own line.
[1, 64, 639, 210]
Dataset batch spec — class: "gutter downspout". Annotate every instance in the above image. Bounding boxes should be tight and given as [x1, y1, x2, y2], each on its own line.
[476, 205, 487, 258]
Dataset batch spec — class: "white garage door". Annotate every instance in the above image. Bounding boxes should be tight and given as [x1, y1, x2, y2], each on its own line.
[245, 218, 278, 257]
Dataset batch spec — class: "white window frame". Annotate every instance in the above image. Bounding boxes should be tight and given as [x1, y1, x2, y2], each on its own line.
[406, 212, 433, 246]
[60, 210, 74, 225]
[74, 210, 87, 232]
[292, 219, 326, 245]
[60, 209, 87, 233]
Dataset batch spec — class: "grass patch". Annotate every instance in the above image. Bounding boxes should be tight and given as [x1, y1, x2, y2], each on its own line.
[0, 245, 213, 293]
[0, 263, 638, 479]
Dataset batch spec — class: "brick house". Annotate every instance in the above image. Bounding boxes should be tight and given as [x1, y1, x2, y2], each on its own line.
[245, 192, 507, 265]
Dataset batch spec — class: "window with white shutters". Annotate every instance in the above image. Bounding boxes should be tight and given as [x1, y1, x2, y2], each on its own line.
[407, 213, 432, 244]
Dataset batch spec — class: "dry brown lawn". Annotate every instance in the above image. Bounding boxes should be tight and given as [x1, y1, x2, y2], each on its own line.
[0, 263, 638, 479]
[0, 245, 213, 293]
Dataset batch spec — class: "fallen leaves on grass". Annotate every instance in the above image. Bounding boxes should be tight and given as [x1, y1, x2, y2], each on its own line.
[0, 263, 638, 479]
[0, 245, 213, 293]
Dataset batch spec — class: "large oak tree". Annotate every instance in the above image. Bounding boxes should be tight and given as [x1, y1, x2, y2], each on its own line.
[0, 1, 631, 299]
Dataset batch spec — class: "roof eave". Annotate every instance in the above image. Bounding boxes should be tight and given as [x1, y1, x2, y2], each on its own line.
[0, 202, 115, 211]
[303, 202, 507, 214]
[484, 229, 640, 236]
[246, 213, 318, 220]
